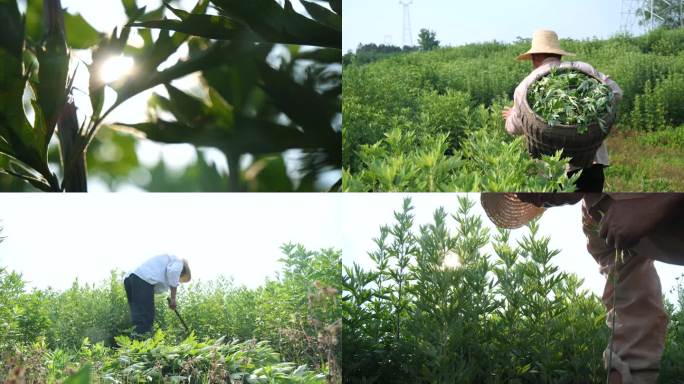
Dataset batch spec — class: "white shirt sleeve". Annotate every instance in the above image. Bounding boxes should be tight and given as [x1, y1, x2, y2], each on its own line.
[166, 258, 183, 288]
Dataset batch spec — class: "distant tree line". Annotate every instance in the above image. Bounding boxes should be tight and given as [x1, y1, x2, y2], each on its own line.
[343, 28, 440, 66]
[343, 43, 418, 66]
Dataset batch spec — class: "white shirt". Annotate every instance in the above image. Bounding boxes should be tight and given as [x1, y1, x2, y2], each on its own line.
[125, 255, 184, 294]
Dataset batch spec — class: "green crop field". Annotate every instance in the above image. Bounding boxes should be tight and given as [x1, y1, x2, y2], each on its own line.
[0, 242, 341, 383]
[342, 197, 684, 383]
[342, 28, 684, 192]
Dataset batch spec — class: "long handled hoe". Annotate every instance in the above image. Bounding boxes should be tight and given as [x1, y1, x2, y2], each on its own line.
[167, 297, 190, 334]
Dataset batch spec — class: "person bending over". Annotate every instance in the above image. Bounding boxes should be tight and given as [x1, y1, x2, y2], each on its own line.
[123, 255, 191, 336]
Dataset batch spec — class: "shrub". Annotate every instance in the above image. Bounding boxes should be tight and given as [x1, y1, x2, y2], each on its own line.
[343, 28, 684, 191]
[342, 196, 684, 382]
[343, 105, 578, 192]
[0, 244, 341, 382]
[630, 72, 684, 131]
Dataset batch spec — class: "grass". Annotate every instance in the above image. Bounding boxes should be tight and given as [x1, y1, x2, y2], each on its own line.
[604, 125, 684, 191]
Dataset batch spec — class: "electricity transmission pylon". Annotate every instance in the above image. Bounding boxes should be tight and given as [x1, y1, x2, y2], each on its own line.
[399, 0, 413, 47]
[621, 0, 684, 33]
[620, 0, 642, 34]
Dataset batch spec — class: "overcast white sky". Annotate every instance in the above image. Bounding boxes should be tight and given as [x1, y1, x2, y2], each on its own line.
[343, 0, 647, 52]
[2, 193, 682, 304]
[342, 193, 684, 305]
[0, 194, 341, 291]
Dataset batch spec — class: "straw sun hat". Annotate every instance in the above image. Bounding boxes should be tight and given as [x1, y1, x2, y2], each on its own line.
[480, 193, 546, 229]
[516, 30, 576, 61]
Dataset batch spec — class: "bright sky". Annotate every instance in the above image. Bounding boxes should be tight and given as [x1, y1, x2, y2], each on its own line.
[343, 0, 648, 52]
[0, 193, 342, 291]
[342, 193, 684, 305]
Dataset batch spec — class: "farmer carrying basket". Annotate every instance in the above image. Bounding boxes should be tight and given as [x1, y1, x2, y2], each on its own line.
[124, 255, 191, 336]
[481, 193, 684, 384]
[503, 30, 623, 192]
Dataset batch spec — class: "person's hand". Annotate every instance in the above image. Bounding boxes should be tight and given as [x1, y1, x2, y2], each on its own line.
[598, 198, 666, 250]
[501, 106, 512, 120]
[516, 193, 583, 208]
[168, 297, 177, 310]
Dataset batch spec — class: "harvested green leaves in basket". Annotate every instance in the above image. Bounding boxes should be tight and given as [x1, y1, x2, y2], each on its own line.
[528, 69, 614, 134]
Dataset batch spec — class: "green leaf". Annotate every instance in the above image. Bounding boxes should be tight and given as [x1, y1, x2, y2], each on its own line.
[229, 116, 314, 155]
[0, 32, 49, 175]
[121, 0, 138, 18]
[300, 0, 341, 31]
[134, 28, 187, 76]
[201, 47, 266, 113]
[64, 12, 101, 49]
[36, 12, 69, 142]
[86, 126, 140, 181]
[57, 102, 87, 192]
[131, 15, 243, 40]
[131, 1, 244, 40]
[327, 0, 341, 15]
[64, 365, 91, 384]
[24, 0, 44, 43]
[210, 0, 340, 48]
[296, 48, 341, 64]
[0, 156, 53, 191]
[259, 65, 337, 132]
[243, 155, 294, 191]
[0, 0, 24, 57]
[113, 40, 253, 108]
[0, 137, 14, 157]
[137, 5, 166, 23]
[30, 100, 47, 154]
[118, 116, 308, 155]
[162, 84, 212, 125]
[89, 72, 104, 118]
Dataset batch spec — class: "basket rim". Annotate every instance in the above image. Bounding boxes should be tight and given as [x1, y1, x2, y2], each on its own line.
[522, 66, 616, 130]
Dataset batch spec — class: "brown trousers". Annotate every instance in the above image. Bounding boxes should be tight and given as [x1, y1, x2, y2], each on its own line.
[581, 195, 684, 384]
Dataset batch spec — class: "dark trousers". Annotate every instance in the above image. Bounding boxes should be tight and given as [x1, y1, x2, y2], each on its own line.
[567, 164, 605, 193]
[124, 274, 155, 335]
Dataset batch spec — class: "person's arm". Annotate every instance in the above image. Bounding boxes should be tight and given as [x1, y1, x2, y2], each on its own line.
[599, 195, 684, 250]
[504, 100, 524, 136]
[168, 286, 177, 310]
[166, 258, 183, 309]
[166, 259, 183, 287]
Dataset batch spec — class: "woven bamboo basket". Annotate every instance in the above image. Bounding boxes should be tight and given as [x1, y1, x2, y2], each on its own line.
[520, 64, 617, 168]
[480, 193, 545, 229]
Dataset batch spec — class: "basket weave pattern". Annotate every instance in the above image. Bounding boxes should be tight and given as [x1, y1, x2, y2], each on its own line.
[480, 193, 545, 229]
[520, 64, 617, 168]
